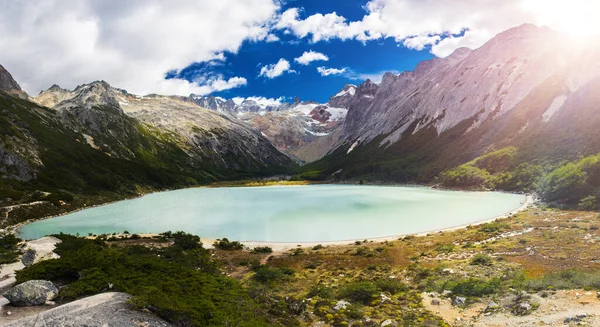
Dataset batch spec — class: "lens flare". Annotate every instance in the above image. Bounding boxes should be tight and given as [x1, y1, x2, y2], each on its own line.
[523, 0, 600, 38]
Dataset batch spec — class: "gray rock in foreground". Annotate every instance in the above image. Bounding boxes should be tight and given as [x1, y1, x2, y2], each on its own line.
[3, 280, 58, 306]
[5, 292, 172, 327]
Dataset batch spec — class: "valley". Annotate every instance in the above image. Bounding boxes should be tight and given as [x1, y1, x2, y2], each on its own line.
[2, 19, 600, 327]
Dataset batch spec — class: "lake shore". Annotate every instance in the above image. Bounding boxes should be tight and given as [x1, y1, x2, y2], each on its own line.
[201, 193, 536, 252]
[123, 193, 534, 253]
[10, 183, 533, 247]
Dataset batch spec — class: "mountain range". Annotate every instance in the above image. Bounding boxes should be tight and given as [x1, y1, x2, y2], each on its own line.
[2, 23, 600, 225]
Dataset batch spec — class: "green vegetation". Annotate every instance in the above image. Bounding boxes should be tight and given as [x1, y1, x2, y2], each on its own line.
[470, 253, 493, 266]
[537, 153, 600, 208]
[16, 233, 273, 327]
[213, 238, 245, 251]
[526, 269, 600, 291]
[251, 246, 273, 254]
[0, 93, 294, 227]
[0, 233, 21, 264]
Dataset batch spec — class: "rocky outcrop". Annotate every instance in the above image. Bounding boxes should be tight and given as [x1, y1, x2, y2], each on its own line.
[30, 79, 294, 173]
[2, 280, 58, 306]
[0, 65, 26, 98]
[313, 24, 600, 181]
[4, 292, 172, 326]
[20, 236, 62, 267]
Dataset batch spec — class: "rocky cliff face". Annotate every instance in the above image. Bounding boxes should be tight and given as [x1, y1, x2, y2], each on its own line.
[309, 24, 600, 181]
[0, 65, 26, 98]
[32, 81, 293, 172]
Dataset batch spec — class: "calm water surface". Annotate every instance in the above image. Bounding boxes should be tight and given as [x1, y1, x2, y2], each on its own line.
[19, 185, 526, 242]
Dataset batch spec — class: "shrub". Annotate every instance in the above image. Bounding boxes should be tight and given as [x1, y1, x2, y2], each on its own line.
[435, 243, 455, 253]
[252, 265, 294, 284]
[213, 238, 244, 251]
[448, 277, 501, 297]
[172, 231, 201, 250]
[470, 253, 493, 266]
[307, 285, 334, 299]
[526, 269, 600, 291]
[0, 234, 21, 264]
[251, 246, 273, 254]
[374, 279, 409, 294]
[16, 234, 269, 327]
[339, 282, 378, 304]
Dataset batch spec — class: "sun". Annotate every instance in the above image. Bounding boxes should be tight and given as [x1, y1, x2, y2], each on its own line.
[522, 0, 600, 38]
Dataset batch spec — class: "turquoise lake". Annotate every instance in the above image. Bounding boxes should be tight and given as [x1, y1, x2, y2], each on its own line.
[18, 185, 527, 242]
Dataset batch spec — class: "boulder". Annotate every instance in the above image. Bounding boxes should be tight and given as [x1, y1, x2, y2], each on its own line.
[485, 301, 500, 312]
[21, 249, 36, 267]
[381, 319, 397, 327]
[454, 296, 466, 306]
[5, 292, 172, 326]
[513, 302, 533, 315]
[431, 298, 441, 305]
[2, 280, 58, 306]
[333, 300, 351, 311]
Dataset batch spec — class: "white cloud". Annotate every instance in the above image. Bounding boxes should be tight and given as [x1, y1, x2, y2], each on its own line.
[232, 96, 285, 106]
[0, 0, 280, 96]
[294, 50, 329, 65]
[317, 66, 346, 76]
[274, 0, 600, 58]
[266, 34, 280, 42]
[258, 58, 294, 78]
[402, 35, 442, 51]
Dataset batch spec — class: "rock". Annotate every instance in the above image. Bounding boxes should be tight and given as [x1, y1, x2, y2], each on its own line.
[2, 280, 58, 306]
[380, 293, 391, 303]
[442, 268, 454, 274]
[513, 302, 533, 316]
[334, 300, 351, 311]
[485, 301, 500, 312]
[454, 296, 466, 306]
[565, 313, 588, 323]
[21, 249, 36, 267]
[431, 298, 441, 305]
[380, 319, 397, 327]
[5, 292, 172, 326]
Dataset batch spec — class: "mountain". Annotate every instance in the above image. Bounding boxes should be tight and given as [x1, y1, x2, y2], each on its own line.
[304, 24, 600, 184]
[0, 72, 294, 226]
[191, 94, 360, 163]
[0, 64, 27, 99]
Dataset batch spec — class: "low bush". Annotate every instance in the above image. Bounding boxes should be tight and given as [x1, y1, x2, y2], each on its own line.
[338, 281, 379, 304]
[17, 233, 269, 327]
[213, 238, 244, 251]
[526, 269, 600, 291]
[470, 253, 493, 266]
[251, 246, 273, 254]
[252, 265, 294, 284]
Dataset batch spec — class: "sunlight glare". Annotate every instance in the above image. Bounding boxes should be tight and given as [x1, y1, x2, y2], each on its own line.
[522, 0, 600, 38]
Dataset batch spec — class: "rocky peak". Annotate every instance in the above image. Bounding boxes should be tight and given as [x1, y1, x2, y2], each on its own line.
[46, 84, 65, 93]
[0, 64, 27, 98]
[356, 79, 378, 97]
[328, 84, 357, 108]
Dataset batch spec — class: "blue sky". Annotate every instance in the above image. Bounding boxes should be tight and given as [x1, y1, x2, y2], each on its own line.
[4, 0, 597, 99]
[168, 0, 434, 103]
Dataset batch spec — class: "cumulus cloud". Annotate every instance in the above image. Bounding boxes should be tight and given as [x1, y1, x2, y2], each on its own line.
[258, 58, 295, 78]
[294, 51, 329, 65]
[273, 0, 599, 57]
[0, 0, 279, 96]
[232, 96, 285, 106]
[317, 66, 346, 76]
